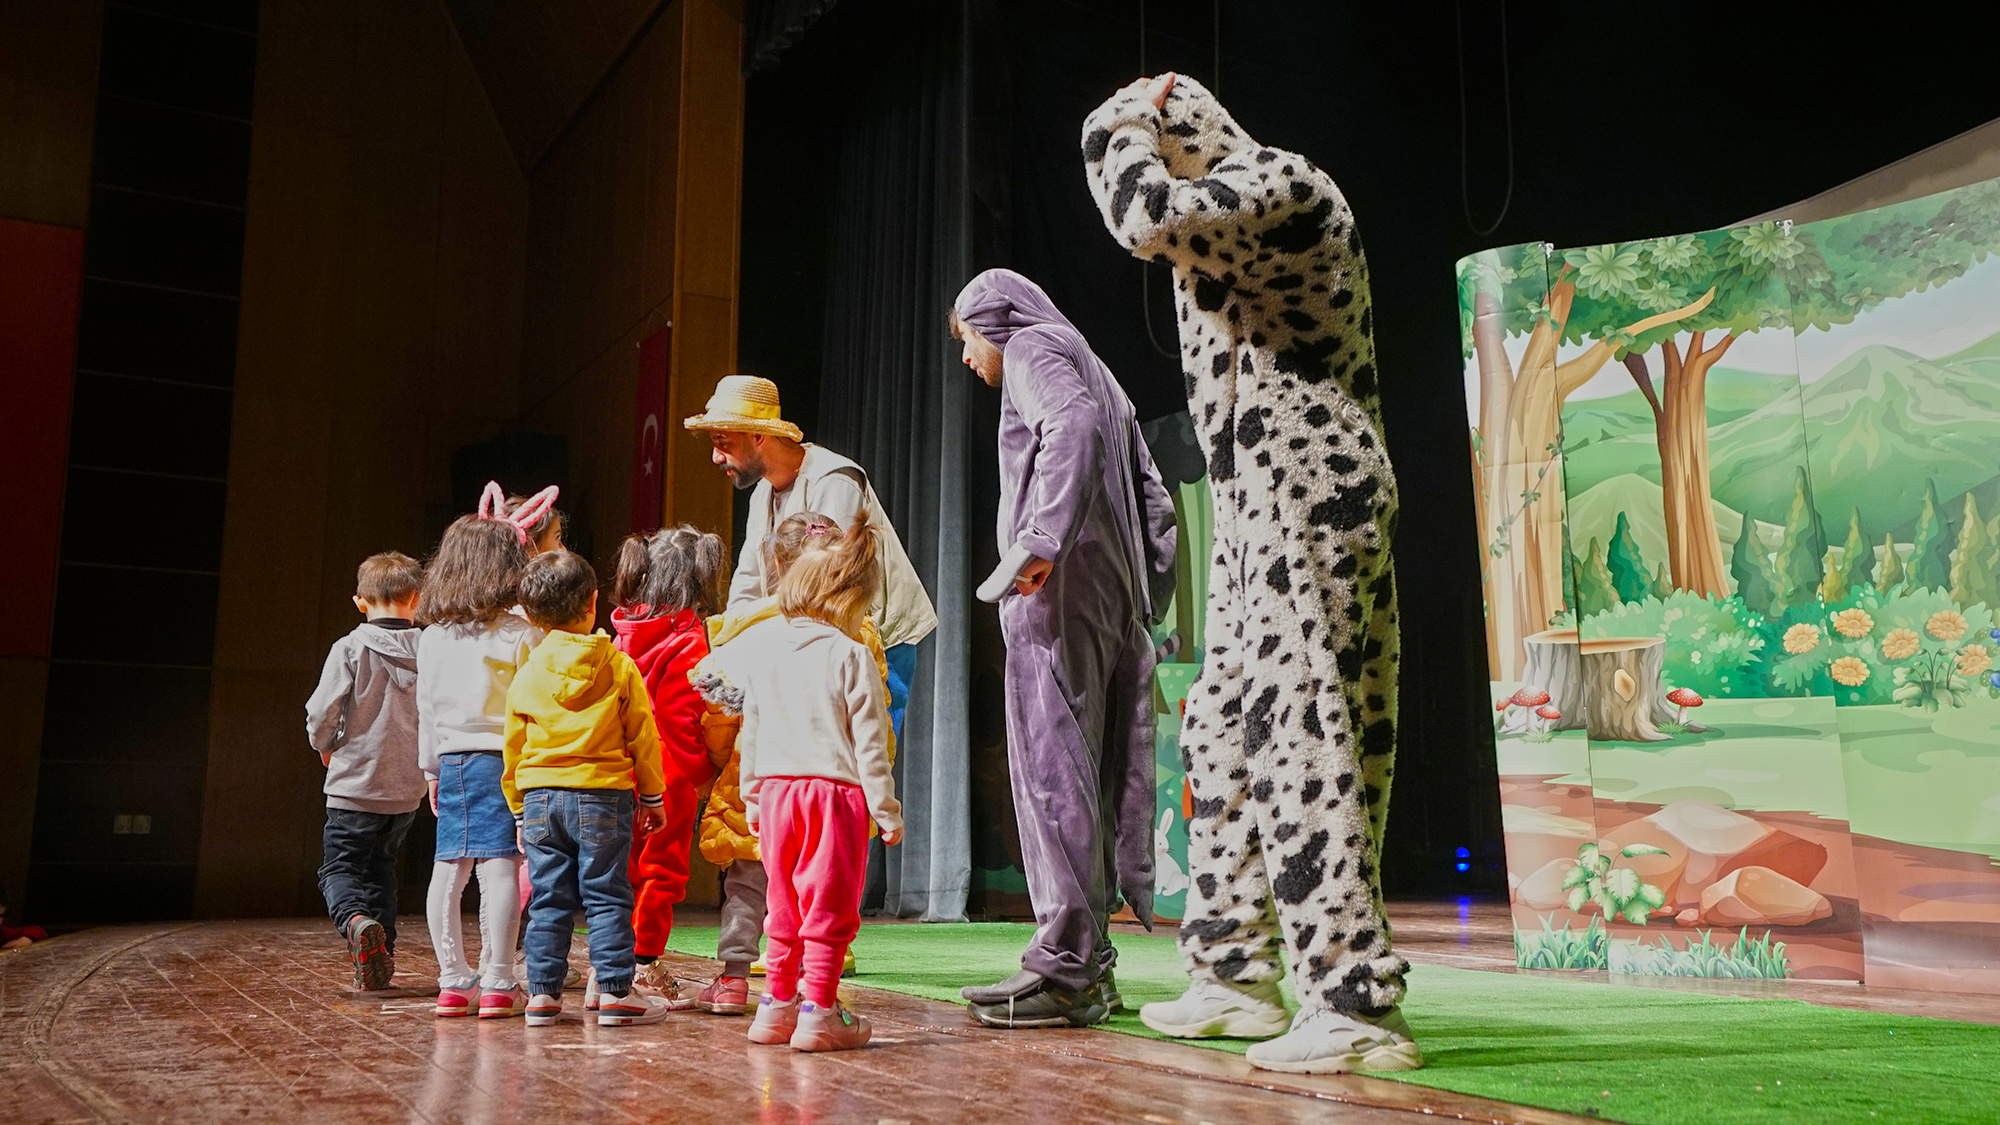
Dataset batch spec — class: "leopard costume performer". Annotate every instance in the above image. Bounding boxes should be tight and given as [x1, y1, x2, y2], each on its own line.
[1082, 76, 1417, 1073]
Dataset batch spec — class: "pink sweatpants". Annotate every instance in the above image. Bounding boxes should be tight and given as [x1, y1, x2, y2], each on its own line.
[759, 776, 869, 1008]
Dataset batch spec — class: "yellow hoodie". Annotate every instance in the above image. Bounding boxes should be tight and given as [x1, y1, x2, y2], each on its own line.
[691, 598, 893, 866]
[502, 630, 666, 815]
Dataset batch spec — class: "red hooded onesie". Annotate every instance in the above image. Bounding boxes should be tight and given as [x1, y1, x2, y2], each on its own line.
[611, 606, 713, 957]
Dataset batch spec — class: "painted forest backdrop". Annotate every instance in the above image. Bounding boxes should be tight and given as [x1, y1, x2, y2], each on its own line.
[1461, 176, 2000, 991]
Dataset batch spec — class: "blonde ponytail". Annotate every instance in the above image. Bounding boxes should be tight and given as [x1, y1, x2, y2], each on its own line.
[776, 510, 882, 636]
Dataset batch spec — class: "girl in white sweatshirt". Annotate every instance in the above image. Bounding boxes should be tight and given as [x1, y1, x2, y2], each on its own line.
[414, 487, 551, 1018]
[731, 513, 903, 1053]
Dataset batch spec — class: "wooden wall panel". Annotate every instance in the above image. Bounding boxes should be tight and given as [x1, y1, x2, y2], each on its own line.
[0, 0, 103, 227]
[195, 0, 528, 917]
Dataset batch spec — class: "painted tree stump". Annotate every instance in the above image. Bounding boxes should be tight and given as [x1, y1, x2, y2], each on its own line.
[1579, 636, 1708, 742]
[1500, 628, 1585, 734]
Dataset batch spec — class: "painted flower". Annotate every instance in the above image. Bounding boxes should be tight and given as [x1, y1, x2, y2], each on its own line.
[1882, 628, 1921, 661]
[1831, 608, 1874, 638]
[1958, 645, 1994, 678]
[1830, 656, 1871, 687]
[1928, 610, 1970, 642]
[1783, 623, 1822, 655]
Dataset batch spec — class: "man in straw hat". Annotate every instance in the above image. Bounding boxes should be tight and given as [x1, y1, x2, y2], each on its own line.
[685, 375, 938, 730]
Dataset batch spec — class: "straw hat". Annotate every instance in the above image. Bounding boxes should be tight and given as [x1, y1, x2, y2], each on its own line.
[682, 375, 803, 441]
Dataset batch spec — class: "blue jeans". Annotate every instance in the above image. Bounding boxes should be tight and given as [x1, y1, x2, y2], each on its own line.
[521, 788, 636, 997]
[319, 806, 416, 950]
[886, 642, 918, 745]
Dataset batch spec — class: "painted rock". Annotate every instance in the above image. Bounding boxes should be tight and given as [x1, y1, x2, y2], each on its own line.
[1517, 857, 1580, 911]
[1500, 805, 1597, 878]
[1699, 866, 1834, 927]
[1644, 800, 1827, 908]
[1599, 818, 1689, 906]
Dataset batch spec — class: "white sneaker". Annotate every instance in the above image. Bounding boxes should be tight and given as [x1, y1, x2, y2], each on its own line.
[597, 990, 672, 1026]
[1139, 977, 1292, 1039]
[1243, 1006, 1423, 1074]
[525, 993, 563, 1027]
[583, 967, 599, 1011]
[747, 993, 801, 1045]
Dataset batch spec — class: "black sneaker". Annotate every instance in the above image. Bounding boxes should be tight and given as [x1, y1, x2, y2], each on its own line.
[346, 915, 391, 991]
[960, 969, 1044, 1005]
[967, 977, 1110, 1029]
[1100, 968, 1122, 1012]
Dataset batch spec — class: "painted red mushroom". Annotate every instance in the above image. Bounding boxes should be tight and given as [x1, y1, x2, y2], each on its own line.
[1510, 687, 1551, 709]
[1534, 703, 1561, 735]
[1665, 687, 1703, 726]
[1496, 697, 1511, 713]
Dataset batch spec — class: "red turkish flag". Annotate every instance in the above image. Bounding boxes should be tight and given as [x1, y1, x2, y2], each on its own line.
[630, 325, 671, 534]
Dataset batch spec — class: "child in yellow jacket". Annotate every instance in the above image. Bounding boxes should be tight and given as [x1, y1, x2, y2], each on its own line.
[501, 550, 674, 1028]
[688, 512, 895, 1014]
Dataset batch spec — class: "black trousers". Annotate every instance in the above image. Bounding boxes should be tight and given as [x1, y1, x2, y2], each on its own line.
[319, 807, 417, 950]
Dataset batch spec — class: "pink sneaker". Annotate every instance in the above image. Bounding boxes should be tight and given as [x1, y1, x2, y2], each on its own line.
[790, 1000, 871, 1052]
[696, 975, 750, 1015]
[477, 985, 527, 1019]
[435, 984, 478, 1017]
[747, 993, 801, 1044]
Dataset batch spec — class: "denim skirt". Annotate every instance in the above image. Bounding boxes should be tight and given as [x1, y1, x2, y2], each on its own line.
[434, 751, 519, 861]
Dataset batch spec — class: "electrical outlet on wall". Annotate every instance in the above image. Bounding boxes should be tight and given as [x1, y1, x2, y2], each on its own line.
[112, 815, 152, 835]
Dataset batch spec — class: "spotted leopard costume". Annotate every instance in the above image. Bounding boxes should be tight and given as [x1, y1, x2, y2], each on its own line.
[1082, 77, 1406, 1015]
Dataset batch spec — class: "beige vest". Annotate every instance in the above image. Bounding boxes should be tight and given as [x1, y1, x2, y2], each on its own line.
[730, 444, 939, 648]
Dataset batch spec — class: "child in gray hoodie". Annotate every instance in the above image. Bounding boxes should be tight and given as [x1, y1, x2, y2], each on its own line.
[307, 552, 427, 991]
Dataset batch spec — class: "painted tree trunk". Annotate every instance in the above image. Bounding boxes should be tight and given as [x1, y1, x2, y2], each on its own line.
[1499, 628, 1585, 734]
[1655, 333, 1733, 597]
[1581, 637, 1675, 743]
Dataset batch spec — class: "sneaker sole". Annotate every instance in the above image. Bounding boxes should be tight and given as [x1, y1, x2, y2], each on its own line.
[659, 996, 698, 1011]
[967, 1002, 1109, 1030]
[697, 1000, 749, 1015]
[348, 921, 391, 992]
[747, 1024, 796, 1044]
[434, 1005, 475, 1018]
[1248, 1042, 1425, 1075]
[1138, 1009, 1290, 1039]
[598, 1009, 668, 1026]
[477, 1007, 525, 1019]
[524, 1010, 563, 1026]
[789, 1031, 870, 1051]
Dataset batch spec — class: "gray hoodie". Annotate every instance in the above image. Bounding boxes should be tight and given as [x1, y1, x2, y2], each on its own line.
[306, 619, 426, 814]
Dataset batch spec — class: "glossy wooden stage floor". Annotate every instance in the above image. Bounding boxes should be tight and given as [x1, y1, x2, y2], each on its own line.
[9, 900, 1997, 1124]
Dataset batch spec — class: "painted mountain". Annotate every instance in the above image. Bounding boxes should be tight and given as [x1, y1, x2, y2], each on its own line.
[1563, 332, 2000, 537]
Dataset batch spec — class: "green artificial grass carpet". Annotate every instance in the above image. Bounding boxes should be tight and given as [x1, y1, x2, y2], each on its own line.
[664, 921, 2000, 1125]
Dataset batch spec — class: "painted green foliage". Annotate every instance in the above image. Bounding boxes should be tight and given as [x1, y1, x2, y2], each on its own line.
[1731, 522, 1777, 616]
[1950, 492, 2000, 611]
[1772, 466, 1826, 617]
[1910, 480, 1954, 591]
[1876, 532, 1906, 592]
[1606, 512, 1651, 603]
[1577, 538, 1619, 618]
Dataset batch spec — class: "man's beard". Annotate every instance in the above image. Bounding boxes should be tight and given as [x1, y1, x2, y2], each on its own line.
[729, 459, 765, 490]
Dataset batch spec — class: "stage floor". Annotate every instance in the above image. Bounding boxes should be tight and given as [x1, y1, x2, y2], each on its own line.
[7, 899, 1997, 1124]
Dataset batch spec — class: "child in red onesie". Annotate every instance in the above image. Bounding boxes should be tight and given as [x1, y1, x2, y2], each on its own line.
[609, 524, 728, 1008]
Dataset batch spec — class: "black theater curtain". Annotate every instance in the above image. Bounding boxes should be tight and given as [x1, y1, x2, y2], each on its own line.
[744, 0, 838, 74]
[811, 0, 1010, 922]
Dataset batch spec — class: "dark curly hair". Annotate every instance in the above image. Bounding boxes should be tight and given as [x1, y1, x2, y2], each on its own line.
[518, 549, 598, 630]
[416, 515, 532, 627]
[611, 524, 727, 619]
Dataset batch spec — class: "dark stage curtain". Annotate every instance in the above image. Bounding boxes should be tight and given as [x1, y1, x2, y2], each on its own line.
[814, 0, 1007, 921]
[744, 0, 837, 74]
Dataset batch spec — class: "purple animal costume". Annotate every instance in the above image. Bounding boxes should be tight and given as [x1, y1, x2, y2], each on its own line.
[954, 269, 1178, 1000]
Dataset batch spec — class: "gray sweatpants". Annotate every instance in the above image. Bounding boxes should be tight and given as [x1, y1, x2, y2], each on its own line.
[718, 859, 768, 976]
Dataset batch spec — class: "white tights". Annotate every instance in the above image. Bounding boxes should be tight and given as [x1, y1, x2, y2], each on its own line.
[426, 857, 521, 990]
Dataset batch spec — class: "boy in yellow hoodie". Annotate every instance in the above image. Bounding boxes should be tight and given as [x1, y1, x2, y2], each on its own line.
[502, 549, 673, 1028]
[688, 513, 894, 1014]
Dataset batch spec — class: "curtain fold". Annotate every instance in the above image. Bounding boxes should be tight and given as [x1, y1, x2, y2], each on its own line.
[743, 0, 838, 75]
[817, 0, 979, 922]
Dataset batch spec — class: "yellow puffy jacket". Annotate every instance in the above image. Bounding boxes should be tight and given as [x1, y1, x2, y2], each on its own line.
[693, 599, 894, 867]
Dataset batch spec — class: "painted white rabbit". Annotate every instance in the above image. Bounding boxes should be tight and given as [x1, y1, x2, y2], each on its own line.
[1153, 807, 1188, 897]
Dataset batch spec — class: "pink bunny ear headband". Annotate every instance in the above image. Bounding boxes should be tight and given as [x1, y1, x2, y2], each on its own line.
[477, 481, 559, 545]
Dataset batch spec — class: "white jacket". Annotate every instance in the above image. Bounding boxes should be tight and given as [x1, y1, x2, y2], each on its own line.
[731, 616, 902, 836]
[729, 444, 939, 649]
[416, 615, 543, 777]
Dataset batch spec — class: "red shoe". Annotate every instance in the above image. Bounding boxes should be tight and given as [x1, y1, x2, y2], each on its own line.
[435, 984, 478, 1017]
[478, 985, 527, 1019]
[696, 975, 750, 1015]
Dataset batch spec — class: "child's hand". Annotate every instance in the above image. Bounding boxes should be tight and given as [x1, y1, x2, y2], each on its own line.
[640, 804, 667, 834]
[428, 778, 440, 816]
[881, 825, 903, 847]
